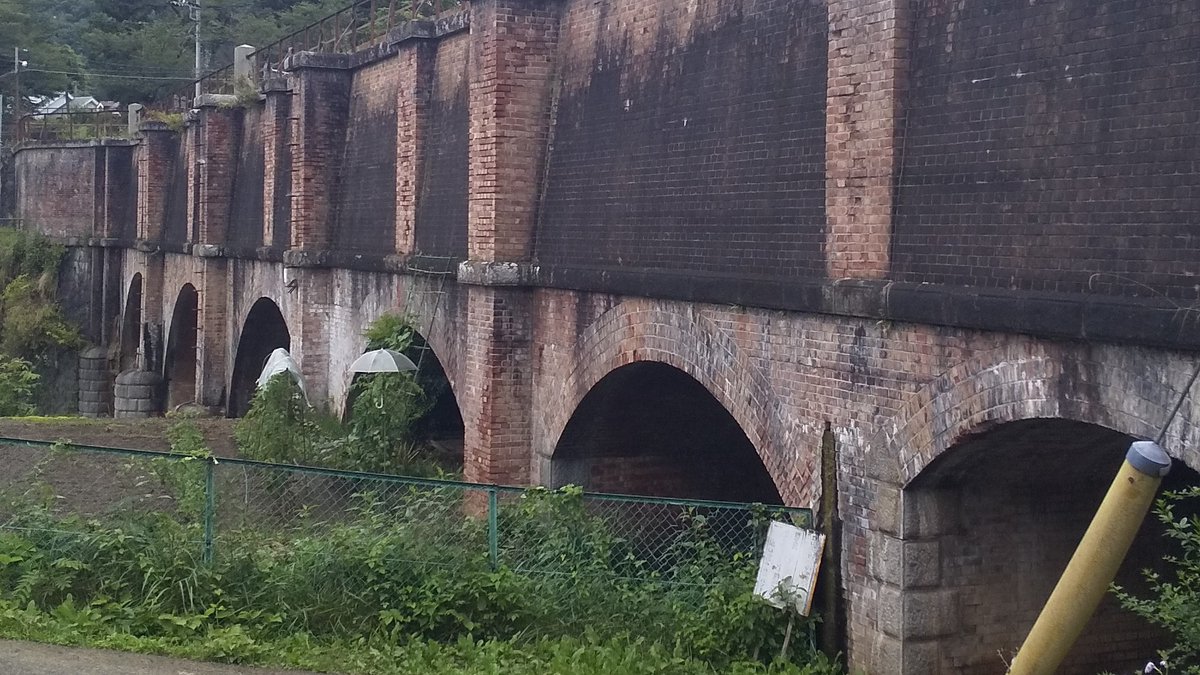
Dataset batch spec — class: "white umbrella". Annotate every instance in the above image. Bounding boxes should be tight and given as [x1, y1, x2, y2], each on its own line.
[256, 347, 308, 399]
[348, 348, 418, 374]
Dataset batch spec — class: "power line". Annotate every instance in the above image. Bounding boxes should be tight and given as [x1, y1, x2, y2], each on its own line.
[0, 68, 194, 82]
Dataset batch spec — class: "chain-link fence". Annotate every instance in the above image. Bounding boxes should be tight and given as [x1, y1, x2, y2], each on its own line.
[0, 437, 812, 639]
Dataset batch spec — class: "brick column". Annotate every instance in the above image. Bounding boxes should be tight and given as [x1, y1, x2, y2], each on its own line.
[135, 124, 177, 242]
[261, 80, 293, 250]
[142, 255, 166, 373]
[287, 55, 352, 252]
[196, 258, 229, 408]
[825, 0, 910, 279]
[462, 287, 534, 484]
[192, 102, 237, 247]
[467, 0, 558, 262]
[395, 43, 435, 255]
[459, 0, 558, 485]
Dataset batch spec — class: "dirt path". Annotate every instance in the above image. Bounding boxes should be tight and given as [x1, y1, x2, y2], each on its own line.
[0, 417, 240, 456]
[0, 640, 330, 675]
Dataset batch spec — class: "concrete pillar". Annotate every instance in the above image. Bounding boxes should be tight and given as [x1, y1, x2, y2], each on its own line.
[395, 42, 435, 256]
[135, 123, 178, 242]
[234, 44, 256, 84]
[127, 104, 143, 137]
[825, 0, 910, 279]
[287, 54, 352, 252]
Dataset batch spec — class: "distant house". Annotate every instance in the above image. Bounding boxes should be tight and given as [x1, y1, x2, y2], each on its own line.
[32, 94, 121, 116]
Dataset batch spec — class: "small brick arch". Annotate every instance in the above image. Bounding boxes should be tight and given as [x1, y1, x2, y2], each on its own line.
[324, 278, 465, 419]
[227, 296, 291, 417]
[872, 342, 1200, 487]
[117, 273, 144, 371]
[543, 299, 794, 497]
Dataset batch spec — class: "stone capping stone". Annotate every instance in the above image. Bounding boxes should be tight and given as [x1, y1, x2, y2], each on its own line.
[457, 261, 541, 287]
[115, 369, 162, 386]
[193, 243, 224, 258]
[193, 93, 240, 108]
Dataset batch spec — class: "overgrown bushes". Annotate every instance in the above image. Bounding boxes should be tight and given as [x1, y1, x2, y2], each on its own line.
[0, 426, 839, 674]
[236, 313, 454, 476]
[1115, 486, 1200, 673]
[0, 228, 81, 415]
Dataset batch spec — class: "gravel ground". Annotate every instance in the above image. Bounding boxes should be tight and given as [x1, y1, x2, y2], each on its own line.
[0, 640, 329, 675]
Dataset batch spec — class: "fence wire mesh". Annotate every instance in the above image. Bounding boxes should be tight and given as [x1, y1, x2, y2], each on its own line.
[0, 438, 812, 625]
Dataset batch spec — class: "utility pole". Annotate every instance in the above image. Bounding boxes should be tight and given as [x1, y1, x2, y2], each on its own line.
[171, 0, 202, 99]
[13, 48, 20, 122]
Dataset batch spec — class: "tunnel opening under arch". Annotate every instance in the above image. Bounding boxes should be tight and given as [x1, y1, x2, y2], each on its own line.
[118, 274, 143, 372]
[343, 330, 465, 472]
[163, 284, 198, 411]
[902, 417, 1198, 675]
[551, 361, 781, 503]
[228, 297, 291, 418]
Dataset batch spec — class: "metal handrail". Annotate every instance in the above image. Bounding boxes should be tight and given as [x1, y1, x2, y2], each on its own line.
[16, 110, 129, 142]
[156, 0, 463, 112]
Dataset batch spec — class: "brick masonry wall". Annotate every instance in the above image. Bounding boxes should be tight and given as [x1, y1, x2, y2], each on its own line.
[14, 145, 98, 238]
[291, 66, 351, 251]
[136, 128, 177, 241]
[395, 44, 432, 256]
[467, 0, 559, 262]
[162, 133, 190, 245]
[414, 32, 470, 258]
[825, 0, 907, 279]
[333, 58, 398, 253]
[527, 287, 1200, 673]
[534, 0, 827, 280]
[195, 106, 236, 245]
[262, 87, 293, 249]
[228, 105, 266, 251]
[892, 0, 1200, 300]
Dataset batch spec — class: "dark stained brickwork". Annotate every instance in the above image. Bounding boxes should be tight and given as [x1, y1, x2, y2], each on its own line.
[893, 0, 1200, 300]
[333, 59, 398, 253]
[414, 34, 470, 258]
[228, 106, 266, 251]
[162, 135, 189, 246]
[535, 0, 827, 280]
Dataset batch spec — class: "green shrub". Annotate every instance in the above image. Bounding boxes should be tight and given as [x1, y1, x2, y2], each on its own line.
[1114, 486, 1200, 673]
[0, 477, 836, 674]
[0, 357, 40, 416]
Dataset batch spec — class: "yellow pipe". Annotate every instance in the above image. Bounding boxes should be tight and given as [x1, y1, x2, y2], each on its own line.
[1008, 440, 1171, 675]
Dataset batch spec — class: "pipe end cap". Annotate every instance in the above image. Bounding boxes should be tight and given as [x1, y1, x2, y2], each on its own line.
[1128, 441, 1172, 477]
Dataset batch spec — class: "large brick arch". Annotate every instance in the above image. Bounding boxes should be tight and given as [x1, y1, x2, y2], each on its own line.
[874, 342, 1200, 486]
[542, 298, 794, 498]
[854, 341, 1200, 675]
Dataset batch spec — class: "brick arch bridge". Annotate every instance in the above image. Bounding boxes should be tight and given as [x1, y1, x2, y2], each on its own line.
[14, 0, 1200, 670]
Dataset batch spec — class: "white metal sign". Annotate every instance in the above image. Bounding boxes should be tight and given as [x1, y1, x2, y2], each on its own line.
[753, 521, 825, 616]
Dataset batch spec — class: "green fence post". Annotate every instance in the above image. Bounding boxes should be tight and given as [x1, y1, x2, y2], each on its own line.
[202, 459, 215, 564]
[487, 487, 499, 571]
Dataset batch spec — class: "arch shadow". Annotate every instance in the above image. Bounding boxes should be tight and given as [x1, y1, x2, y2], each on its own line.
[118, 273, 143, 372]
[552, 361, 782, 503]
[227, 297, 291, 418]
[163, 284, 198, 410]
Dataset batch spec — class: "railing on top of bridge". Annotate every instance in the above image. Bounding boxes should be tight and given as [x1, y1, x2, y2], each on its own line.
[16, 110, 130, 143]
[155, 0, 463, 113]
